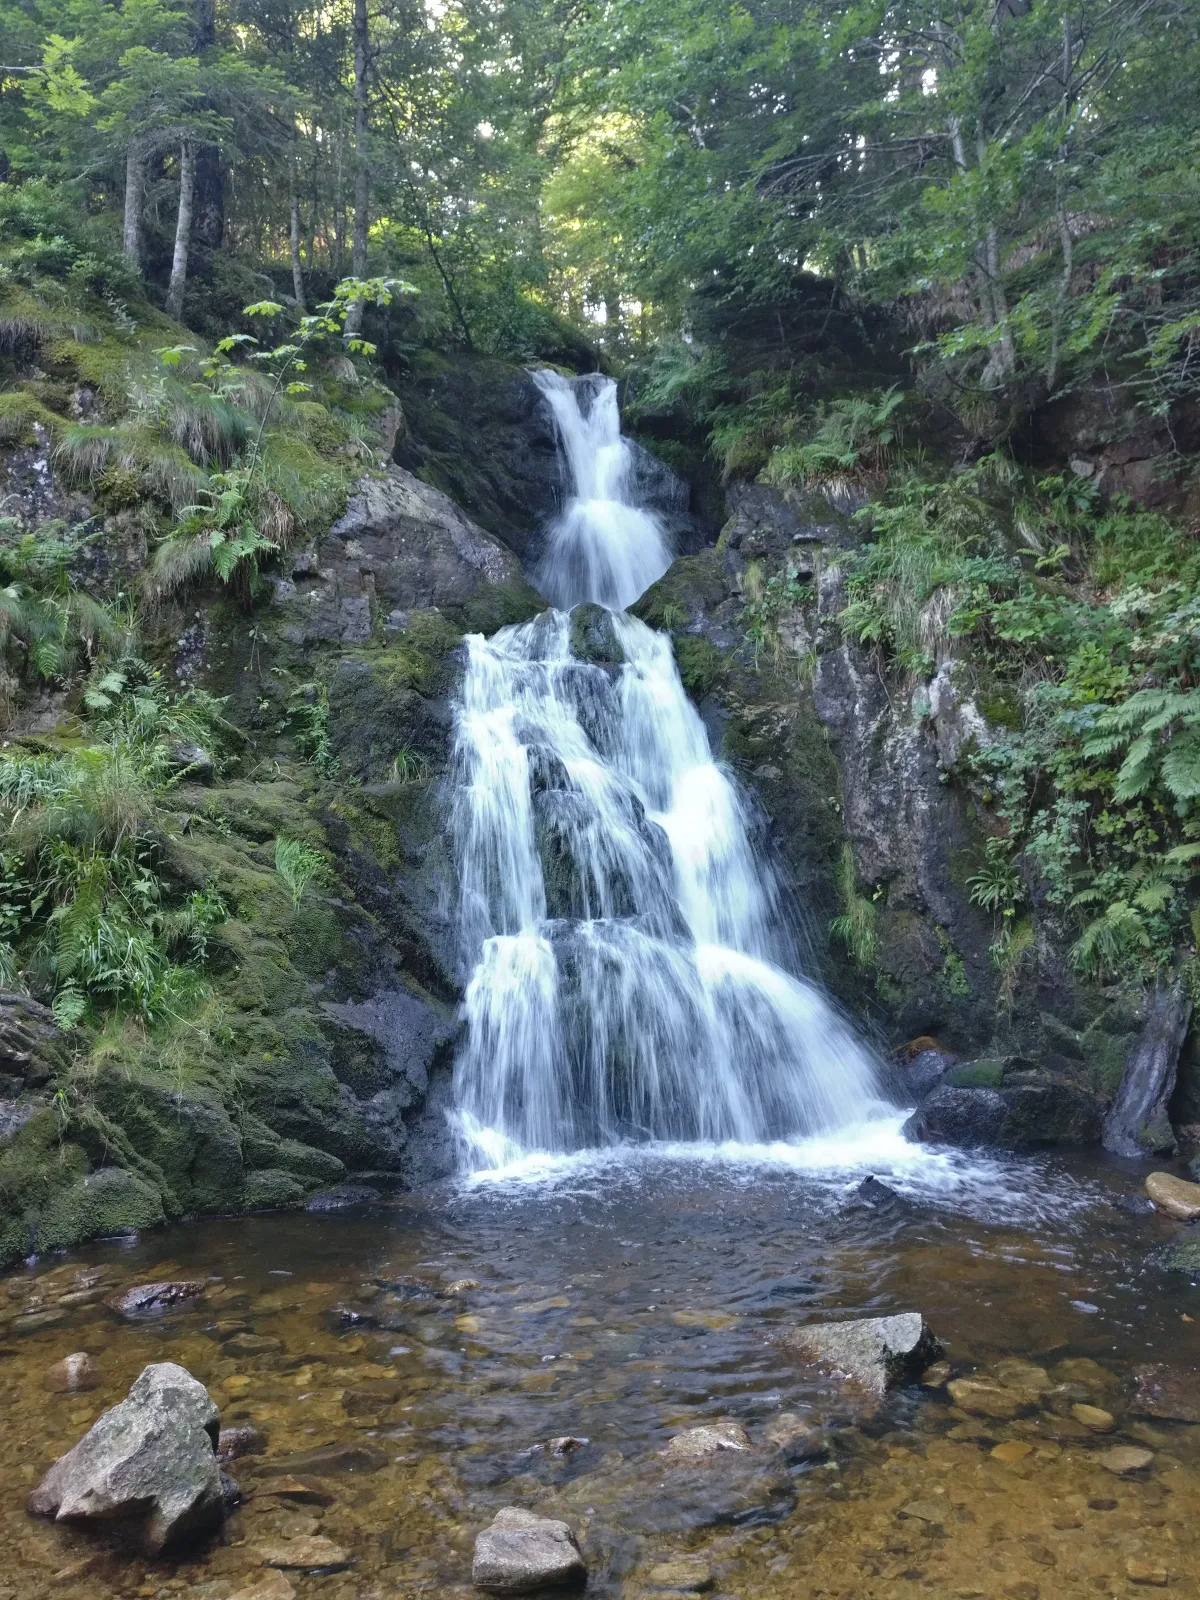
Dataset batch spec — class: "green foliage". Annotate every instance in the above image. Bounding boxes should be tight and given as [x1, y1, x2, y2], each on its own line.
[390, 745, 429, 784]
[738, 560, 814, 671]
[273, 835, 324, 910]
[0, 669, 233, 1022]
[829, 842, 878, 967]
[761, 390, 904, 496]
[838, 460, 1200, 987]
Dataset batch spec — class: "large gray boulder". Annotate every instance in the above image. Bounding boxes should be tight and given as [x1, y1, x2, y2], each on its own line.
[27, 1362, 226, 1554]
[276, 464, 541, 646]
[780, 1312, 943, 1398]
[472, 1507, 587, 1594]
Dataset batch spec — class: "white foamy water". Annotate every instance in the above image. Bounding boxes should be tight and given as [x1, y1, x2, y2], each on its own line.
[450, 373, 903, 1172]
[533, 371, 673, 610]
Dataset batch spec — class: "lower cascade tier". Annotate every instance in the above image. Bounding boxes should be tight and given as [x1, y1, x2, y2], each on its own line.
[450, 605, 888, 1168]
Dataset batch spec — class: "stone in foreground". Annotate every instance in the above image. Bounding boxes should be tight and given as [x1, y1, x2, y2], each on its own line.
[780, 1312, 944, 1397]
[472, 1507, 587, 1593]
[27, 1362, 225, 1554]
[1144, 1171, 1200, 1219]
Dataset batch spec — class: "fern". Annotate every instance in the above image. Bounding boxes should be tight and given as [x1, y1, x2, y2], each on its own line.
[829, 843, 878, 966]
[274, 835, 324, 910]
[1084, 687, 1200, 803]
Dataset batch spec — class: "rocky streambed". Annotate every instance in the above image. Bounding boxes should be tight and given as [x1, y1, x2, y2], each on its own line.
[2, 1146, 1200, 1599]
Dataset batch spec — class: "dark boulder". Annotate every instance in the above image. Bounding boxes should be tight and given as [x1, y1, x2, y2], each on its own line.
[903, 1077, 1104, 1149]
[893, 1039, 960, 1100]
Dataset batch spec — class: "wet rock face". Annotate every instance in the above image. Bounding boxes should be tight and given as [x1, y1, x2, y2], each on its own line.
[1104, 985, 1192, 1157]
[779, 1312, 944, 1398]
[273, 464, 542, 649]
[27, 1362, 226, 1555]
[472, 1507, 587, 1594]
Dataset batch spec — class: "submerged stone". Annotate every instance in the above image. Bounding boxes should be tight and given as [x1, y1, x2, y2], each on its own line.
[662, 1421, 752, 1461]
[780, 1311, 944, 1397]
[472, 1507, 587, 1593]
[257, 1536, 352, 1571]
[645, 1556, 714, 1592]
[1099, 1446, 1155, 1474]
[104, 1279, 207, 1319]
[1130, 1364, 1200, 1423]
[947, 1378, 1031, 1419]
[43, 1352, 100, 1392]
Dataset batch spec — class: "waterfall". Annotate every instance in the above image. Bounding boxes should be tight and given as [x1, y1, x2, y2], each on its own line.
[533, 372, 673, 611]
[450, 371, 886, 1170]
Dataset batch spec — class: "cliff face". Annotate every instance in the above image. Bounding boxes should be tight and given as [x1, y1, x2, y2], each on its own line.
[0, 383, 548, 1263]
[634, 471, 1156, 1136]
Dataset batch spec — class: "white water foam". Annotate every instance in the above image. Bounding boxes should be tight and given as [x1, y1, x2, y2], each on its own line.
[533, 371, 673, 610]
[448, 372, 1068, 1219]
[449, 372, 899, 1172]
[456, 1111, 1095, 1227]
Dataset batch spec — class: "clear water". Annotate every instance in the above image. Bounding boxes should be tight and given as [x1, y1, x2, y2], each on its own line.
[451, 375, 889, 1171]
[3, 1152, 1198, 1600]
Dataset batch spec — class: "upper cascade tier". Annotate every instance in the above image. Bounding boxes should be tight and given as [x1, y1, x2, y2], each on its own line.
[532, 370, 673, 611]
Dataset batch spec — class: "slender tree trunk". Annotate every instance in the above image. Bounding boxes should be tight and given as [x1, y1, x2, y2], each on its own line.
[191, 0, 224, 252]
[166, 141, 196, 321]
[289, 137, 307, 312]
[123, 140, 145, 270]
[334, 133, 346, 275]
[344, 0, 370, 338]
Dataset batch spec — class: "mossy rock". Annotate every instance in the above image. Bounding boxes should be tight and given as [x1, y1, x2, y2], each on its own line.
[35, 1166, 166, 1252]
[1156, 1232, 1200, 1275]
[569, 603, 624, 665]
[947, 1059, 1006, 1089]
[674, 634, 727, 696]
[90, 1070, 244, 1216]
[244, 1168, 310, 1211]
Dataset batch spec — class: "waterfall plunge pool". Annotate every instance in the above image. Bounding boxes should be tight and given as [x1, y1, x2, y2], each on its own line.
[2, 1148, 1199, 1599]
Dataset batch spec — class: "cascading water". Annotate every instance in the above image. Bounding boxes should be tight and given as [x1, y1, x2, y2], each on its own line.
[451, 370, 889, 1171]
[533, 372, 674, 611]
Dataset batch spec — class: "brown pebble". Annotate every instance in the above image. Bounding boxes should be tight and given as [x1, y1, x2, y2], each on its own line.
[262, 1475, 335, 1507]
[990, 1441, 1034, 1464]
[1126, 1559, 1168, 1587]
[43, 1352, 101, 1393]
[1071, 1402, 1115, 1432]
[1099, 1446, 1154, 1475]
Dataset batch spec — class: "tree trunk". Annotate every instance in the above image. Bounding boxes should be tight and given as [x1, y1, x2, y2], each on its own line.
[334, 134, 346, 275]
[123, 141, 145, 270]
[191, 0, 224, 251]
[344, 0, 370, 338]
[166, 141, 196, 321]
[289, 141, 307, 312]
